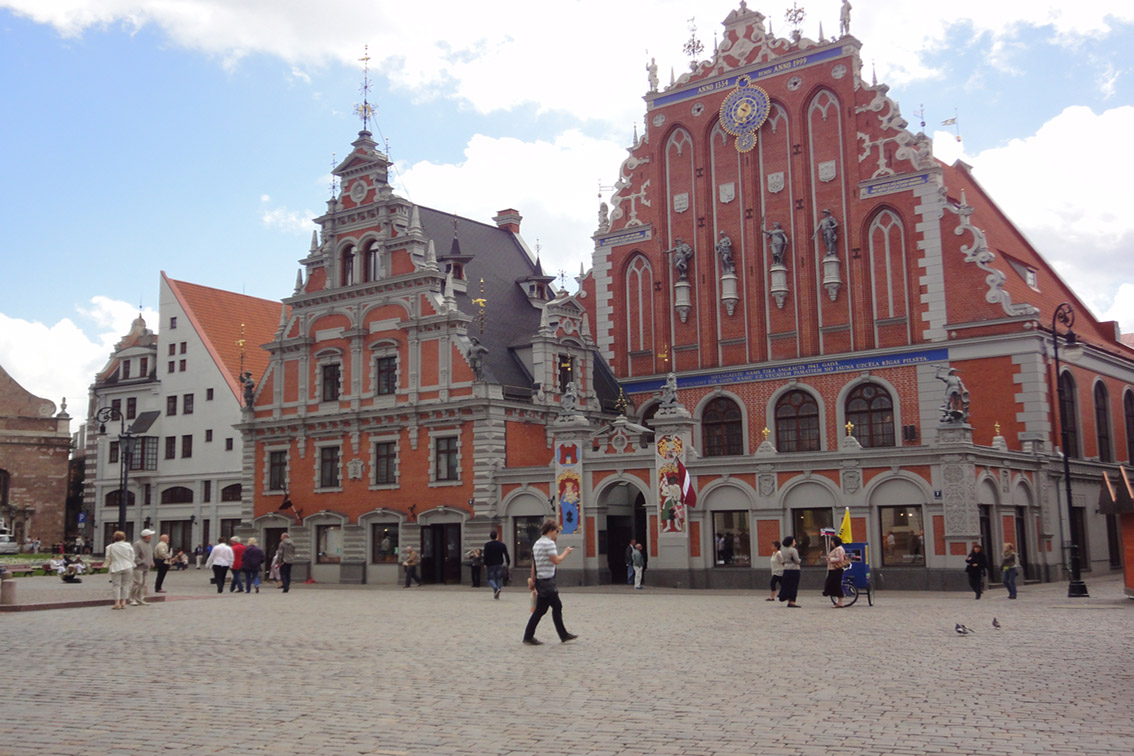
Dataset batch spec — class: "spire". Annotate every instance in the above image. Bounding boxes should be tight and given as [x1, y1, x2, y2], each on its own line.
[539, 303, 552, 336]
[409, 204, 422, 234]
[818, 21, 824, 40]
[294, 268, 304, 294]
[425, 239, 438, 271]
[310, 230, 319, 252]
[278, 303, 288, 328]
[353, 45, 375, 135]
[443, 269, 457, 311]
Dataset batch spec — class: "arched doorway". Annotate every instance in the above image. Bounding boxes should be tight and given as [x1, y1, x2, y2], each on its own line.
[595, 480, 648, 584]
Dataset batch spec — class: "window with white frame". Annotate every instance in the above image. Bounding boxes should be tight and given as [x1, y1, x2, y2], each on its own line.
[267, 449, 288, 492]
[316, 444, 342, 490]
[431, 433, 460, 484]
[371, 439, 398, 487]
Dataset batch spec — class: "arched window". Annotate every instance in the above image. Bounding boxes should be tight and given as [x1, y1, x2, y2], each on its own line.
[362, 240, 380, 283]
[160, 486, 194, 505]
[104, 489, 135, 507]
[1095, 382, 1112, 463]
[702, 397, 743, 457]
[221, 484, 242, 502]
[625, 255, 654, 353]
[845, 383, 895, 448]
[340, 245, 355, 286]
[1124, 391, 1134, 463]
[1058, 372, 1079, 459]
[776, 390, 820, 452]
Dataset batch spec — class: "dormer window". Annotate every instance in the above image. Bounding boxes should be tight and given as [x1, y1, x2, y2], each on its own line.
[448, 262, 464, 280]
[1025, 269, 1038, 288]
[121, 360, 131, 379]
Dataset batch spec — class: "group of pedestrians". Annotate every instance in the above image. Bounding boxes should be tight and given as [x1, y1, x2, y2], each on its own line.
[104, 528, 158, 609]
[965, 542, 1021, 599]
[205, 533, 295, 594]
[624, 539, 647, 589]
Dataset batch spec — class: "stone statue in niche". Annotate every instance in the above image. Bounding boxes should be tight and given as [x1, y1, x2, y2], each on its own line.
[659, 372, 679, 408]
[762, 220, 789, 266]
[467, 337, 489, 380]
[935, 366, 970, 423]
[840, 0, 852, 36]
[597, 201, 610, 233]
[813, 209, 840, 257]
[559, 380, 579, 416]
[241, 372, 255, 407]
[647, 57, 659, 93]
[715, 232, 735, 275]
[668, 239, 694, 281]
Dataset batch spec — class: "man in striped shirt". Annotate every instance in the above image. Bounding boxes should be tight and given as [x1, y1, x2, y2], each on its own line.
[522, 520, 578, 645]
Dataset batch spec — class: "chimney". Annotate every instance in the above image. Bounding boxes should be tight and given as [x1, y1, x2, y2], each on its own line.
[493, 208, 522, 234]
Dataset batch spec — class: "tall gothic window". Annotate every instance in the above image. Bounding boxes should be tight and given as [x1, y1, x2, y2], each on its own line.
[625, 255, 654, 353]
[776, 390, 820, 452]
[1124, 391, 1134, 463]
[340, 245, 355, 287]
[1094, 382, 1112, 463]
[846, 384, 895, 448]
[702, 397, 743, 457]
[1058, 371, 1079, 459]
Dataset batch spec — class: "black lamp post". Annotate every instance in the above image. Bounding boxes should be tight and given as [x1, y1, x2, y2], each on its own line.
[97, 406, 137, 541]
[1052, 303, 1089, 598]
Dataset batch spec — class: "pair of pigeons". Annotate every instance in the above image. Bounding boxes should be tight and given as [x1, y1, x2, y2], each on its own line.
[956, 618, 1000, 634]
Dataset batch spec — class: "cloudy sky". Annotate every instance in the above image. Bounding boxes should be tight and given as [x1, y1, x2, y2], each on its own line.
[1, 0, 1132, 429]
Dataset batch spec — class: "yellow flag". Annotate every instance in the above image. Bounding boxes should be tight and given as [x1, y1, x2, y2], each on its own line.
[837, 507, 853, 543]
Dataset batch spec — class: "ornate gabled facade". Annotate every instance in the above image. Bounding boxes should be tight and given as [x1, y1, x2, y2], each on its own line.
[84, 275, 281, 552]
[240, 130, 619, 585]
[576, 3, 1134, 589]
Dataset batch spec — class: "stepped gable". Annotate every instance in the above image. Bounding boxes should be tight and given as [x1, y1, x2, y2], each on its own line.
[163, 273, 287, 401]
[417, 206, 543, 390]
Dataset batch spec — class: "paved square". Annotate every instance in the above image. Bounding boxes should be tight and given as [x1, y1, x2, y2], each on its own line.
[2, 572, 1132, 755]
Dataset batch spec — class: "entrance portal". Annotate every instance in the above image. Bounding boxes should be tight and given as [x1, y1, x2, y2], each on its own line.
[421, 523, 461, 584]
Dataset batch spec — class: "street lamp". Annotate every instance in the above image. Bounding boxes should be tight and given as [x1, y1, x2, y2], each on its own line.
[1052, 302, 1089, 598]
[97, 406, 137, 541]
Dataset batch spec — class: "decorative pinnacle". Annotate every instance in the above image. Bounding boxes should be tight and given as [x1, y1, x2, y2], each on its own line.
[994, 422, 1001, 435]
[762, 427, 770, 441]
[845, 421, 855, 436]
[353, 45, 375, 132]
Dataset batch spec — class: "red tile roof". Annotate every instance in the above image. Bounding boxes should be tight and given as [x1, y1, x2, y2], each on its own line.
[163, 273, 287, 402]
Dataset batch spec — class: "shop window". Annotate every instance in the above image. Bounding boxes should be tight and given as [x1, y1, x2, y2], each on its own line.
[712, 511, 751, 567]
[1058, 372, 1079, 458]
[880, 506, 925, 566]
[791, 507, 832, 566]
[512, 515, 544, 568]
[317, 524, 343, 563]
[371, 523, 399, 563]
[846, 383, 895, 448]
[776, 390, 820, 452]
[702, 396, 743, 456]
[1094, 383, 1112, 463]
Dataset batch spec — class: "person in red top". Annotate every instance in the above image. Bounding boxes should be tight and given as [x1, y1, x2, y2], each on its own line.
[229, 536, 246, 593]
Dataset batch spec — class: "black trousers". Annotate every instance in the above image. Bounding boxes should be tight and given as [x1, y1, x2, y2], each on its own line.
[524, 580, 569, 641]
[967, 570, 984, 597]
[470, 566, 481, 587]
[280, 563, 292, 592]
[212, 565, 228, 594]
[154, 562, 170, 591]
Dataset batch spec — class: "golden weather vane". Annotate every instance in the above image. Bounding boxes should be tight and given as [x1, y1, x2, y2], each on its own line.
[682, 17, 704, 60]
[237, 323, 247, 376]
[353, 45, 375, 132]
[657, 343, 671, 367]
[472, 278, 487, 334]
[785, 2, 806, 32]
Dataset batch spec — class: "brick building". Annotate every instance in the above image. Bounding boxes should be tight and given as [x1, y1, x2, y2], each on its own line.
[0, 362, 70, 547]
[237, 3, 1130, 589]
[239, 130, 619, 584]
[577, 3, 1131, 589]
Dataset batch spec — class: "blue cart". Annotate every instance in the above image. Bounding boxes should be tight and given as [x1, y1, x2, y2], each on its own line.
[830, 541, 875, 606]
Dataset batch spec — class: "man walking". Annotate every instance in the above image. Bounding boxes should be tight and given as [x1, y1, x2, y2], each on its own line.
[205, 537, 234, 594]
[625, 539, 636, 585]
[522, 520, 578, 645]
[153, 534, 171, 593]
[129, 529, 155, 606]
[483, 531, 511, 599]
[275, 533, 295, 593]
[228, 536, 245, 593]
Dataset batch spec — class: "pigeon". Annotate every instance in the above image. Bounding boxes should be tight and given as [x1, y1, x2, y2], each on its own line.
[992, 617, 1001, 629]
[955, 624, 974, 635]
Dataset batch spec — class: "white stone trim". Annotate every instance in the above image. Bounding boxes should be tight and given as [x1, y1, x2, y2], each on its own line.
[262, 443, 290, 493]
[313, 440, 343, 493]
[428, 429, 463, 487]
[368, 434, 400, 490]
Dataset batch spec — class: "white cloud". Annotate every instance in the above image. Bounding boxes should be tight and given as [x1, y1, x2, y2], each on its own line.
[394, 129, 627, 277]
[934, 106, 1134, 333]
[0, 299, 159, 430]
[259, 194, 317, 234]
[9, 1, 1131, 125]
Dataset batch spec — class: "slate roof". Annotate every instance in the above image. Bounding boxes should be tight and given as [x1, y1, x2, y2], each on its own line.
[417, 206, 620, 406]
[163, 273, 286, 402]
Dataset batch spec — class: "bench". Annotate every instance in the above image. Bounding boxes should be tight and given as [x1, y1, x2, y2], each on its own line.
[1, 564, 39, 577]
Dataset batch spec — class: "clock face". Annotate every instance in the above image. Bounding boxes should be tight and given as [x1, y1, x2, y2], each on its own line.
[719, 78, 770, 153]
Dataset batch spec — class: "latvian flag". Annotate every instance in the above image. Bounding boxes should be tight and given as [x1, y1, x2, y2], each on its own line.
[677, 459, 697, 509]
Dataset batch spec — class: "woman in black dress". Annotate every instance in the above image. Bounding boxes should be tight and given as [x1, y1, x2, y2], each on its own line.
[778, 536, 802, 607]
[964, 544, 989, 599]
[822, 536, 848, 608]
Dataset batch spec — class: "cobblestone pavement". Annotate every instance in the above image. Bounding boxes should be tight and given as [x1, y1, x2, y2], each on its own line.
[2, 570, 1133, 756]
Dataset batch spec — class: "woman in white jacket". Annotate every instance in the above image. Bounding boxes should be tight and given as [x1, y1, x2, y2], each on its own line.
[104, 531, 135, 610]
